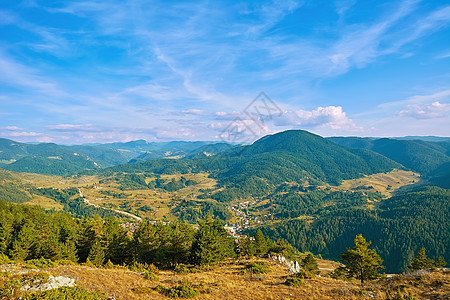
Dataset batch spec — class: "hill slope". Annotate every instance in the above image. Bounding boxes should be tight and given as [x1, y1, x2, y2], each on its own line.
[329, 137, 450, 174]
[215, 130, 403, 196]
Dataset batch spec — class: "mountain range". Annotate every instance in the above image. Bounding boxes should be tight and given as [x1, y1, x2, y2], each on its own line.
[0, 130, 449, 273]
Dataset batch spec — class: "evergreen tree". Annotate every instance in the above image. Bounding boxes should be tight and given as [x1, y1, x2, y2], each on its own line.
[87, 239, 105, 267]
[339, 234, 384, 283]
[10, 221, 36, 261]
[435, 256, 447, 268]
[301, 253, 319, 274]
[190, 212, 234, 265]
[409, 248, 435, 271]
[0, 218, 12, 255]
[239, 236, 255, 257]
[254, 229, 268, 257]
[61, 240, 78, 262]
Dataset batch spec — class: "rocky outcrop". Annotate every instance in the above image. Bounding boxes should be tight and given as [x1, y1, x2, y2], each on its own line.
[269, 254, 301, 273]
[20, 275, 76, 292]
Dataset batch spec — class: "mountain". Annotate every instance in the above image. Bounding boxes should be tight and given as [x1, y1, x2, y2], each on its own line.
[394, 136, 450, 142]
[256, 186, 450, 273]
[104, 130, 403, 200]
[213, 130, 403, 196]
[328, 137, 450, 175]
[0, 169, 31, 203]
[0, 138, 100, 175]
[185, 142, 235, 159]
[128, 141, 214, 162]
[0, 138, 223, 175]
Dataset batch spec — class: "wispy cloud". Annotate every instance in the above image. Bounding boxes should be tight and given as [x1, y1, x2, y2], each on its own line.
[1, 0, 450, 142]
[398, 101, 450, 119]
[275, 106, 360, 131]
[181, 109, 207, 116]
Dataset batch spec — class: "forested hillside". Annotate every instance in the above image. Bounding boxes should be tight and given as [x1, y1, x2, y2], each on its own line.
[329, 137, 450, 175]
[253, 186, 450, 273]
[0, 138, 226, 175]
[1, 130, 449, 277]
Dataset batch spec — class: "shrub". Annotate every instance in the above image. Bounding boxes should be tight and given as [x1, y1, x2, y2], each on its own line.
[173, 264, 213, 274]
[143, 271, 159, 281]
[166, 281, 200, 298]
[154, 281, 200, 298]
[128, 261, 159, 274]
[291, 269, 316, 279]
[284, 276, 304, 286]
[174, 264, 190, 274]
[241, 261, 270, 275]
[25, 258, 58, 269]
[22, 286, 107, 300]
[326, 266, 350, 281]
[0, 253, 12, 265]
[20, 272, 50, 284]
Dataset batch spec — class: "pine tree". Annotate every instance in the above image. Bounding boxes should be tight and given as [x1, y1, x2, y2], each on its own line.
[239, 236, 255, 258]
[254, 229, 268, 257]
[301, 253, 319, 274]
[435, 256, 447, 268]
[409, 248, 435, 271]
[190, 212, 234, 265]
[61, 240, 78, 262]
[87, 239, 105, 267]
[10, 222, 36, 261]
[339, 234, 384, 283]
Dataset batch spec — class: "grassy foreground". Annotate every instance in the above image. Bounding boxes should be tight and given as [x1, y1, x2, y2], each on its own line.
[1, 258, 449, 299]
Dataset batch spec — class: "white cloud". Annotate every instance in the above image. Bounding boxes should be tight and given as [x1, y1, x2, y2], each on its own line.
[379, 89, 450, 109]
[398, 101, 450, 119]
[181, 109, 207, 115]
[3, 126, 24, 131]
[47, 124, 98, 131]
[275, 106, 360, 130]
[6, 131, 41, 137]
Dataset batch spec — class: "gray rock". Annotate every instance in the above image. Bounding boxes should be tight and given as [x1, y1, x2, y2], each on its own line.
[21, 275, 76, 292]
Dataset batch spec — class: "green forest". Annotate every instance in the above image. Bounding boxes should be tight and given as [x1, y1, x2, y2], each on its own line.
[251, 187, 450, 273]
[0, 201, 291, 269]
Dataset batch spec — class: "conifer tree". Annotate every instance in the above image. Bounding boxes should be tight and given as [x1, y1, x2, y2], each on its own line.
[254, 229, 268, 257]
[239, 235, 255, 257]
[10, 222, 36, 261]
[190, 212, 234, 265]
[435, 256, 447, 268]
[301, 253, 319, 274]
[339, 234, 384, 283]
[87, 239, 105, 267]
[409, 248, 435, 271]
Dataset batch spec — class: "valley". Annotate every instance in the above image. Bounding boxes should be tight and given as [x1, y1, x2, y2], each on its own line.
[0, 130, 449, 299]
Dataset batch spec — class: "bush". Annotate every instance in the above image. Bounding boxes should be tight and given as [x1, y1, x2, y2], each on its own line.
[173, 264, 213, 274]
[173, 264, 191, 274]
[128, 262, 159, 274]
[22, 286, 108, 300]
[241, 261, 270, 275]
[143, 271, 159, 281]
[0, 253, 12, 265]
[284, 276, 304, 286]
[25, 258, 58, 269]
[291, 269, 316, 279]
[20, 272, 50, 284]
[326, 266, 350, 281]
[0, 272, 51, 299]
[154, 281, 200, 298]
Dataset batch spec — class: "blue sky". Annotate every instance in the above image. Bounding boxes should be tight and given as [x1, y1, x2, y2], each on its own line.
[1, 0, 450, 144]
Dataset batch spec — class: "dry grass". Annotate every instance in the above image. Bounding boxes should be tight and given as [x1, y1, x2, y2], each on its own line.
[23, 195, 64, 211]
[48, 262, 366, 300]
[334, 169, 420, 197]
[4, 260, 450, 299]
[81, 172, 219, 220]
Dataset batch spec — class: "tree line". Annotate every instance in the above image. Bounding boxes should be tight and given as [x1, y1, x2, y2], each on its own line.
[0, 201, 294, 269]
